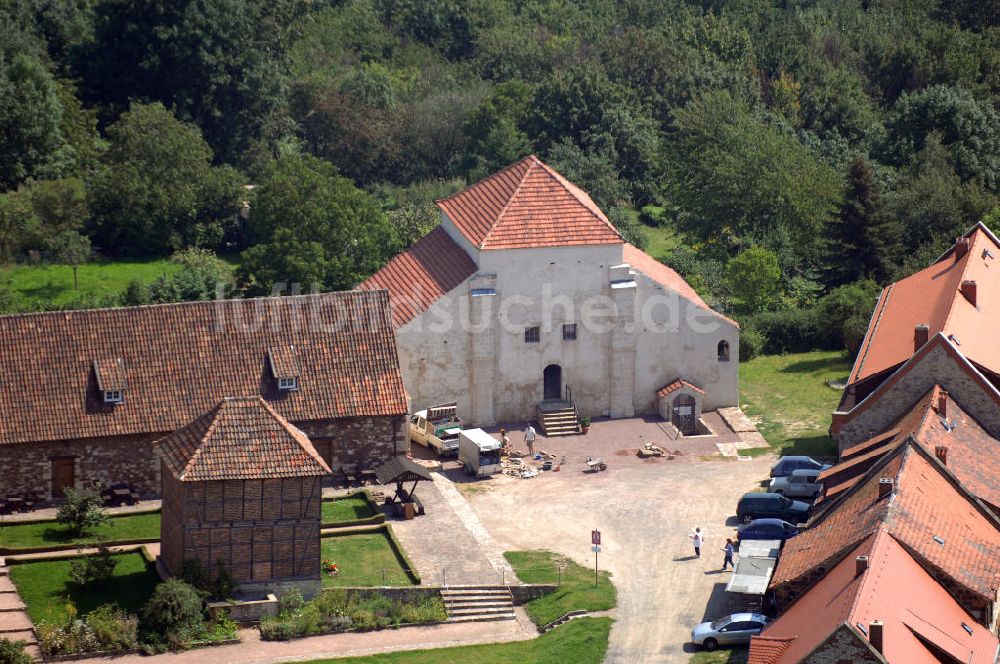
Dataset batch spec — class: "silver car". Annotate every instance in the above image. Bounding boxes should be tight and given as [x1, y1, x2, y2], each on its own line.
[691, 612, 769, 650]
[768, 468, 823, 499]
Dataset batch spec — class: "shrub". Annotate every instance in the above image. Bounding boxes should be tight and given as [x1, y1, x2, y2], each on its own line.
[258, 617, 296, 641]
[739, 323, 767, 361]
[57, 487, 108, 536]
[84, 604, 138, 650]
[278, 588, 305, 616]
[70, 544, 118, 587]
[0, 638, 33, 664]
[750, 308, 837, 354]
[142, 580, 204, 644]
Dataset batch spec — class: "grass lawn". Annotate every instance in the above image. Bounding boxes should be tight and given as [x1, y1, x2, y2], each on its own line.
[504, 551, 615, 627]
[739, 350, 852, 459]
[321, 495, 378, 523]
[321, 533, 415, 587]
[10, 551, 159, 623]
[0, 512, 160, 550]
[689, 648, 749, 664]
[640, 221, 682, 259]
[0, 259, 181, 310]
[305, 616, 612, 664]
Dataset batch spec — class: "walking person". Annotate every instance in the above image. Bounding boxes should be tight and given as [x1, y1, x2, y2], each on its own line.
[500, 429, 510, 455]
[721, 538, 735, 570]
[689, 527, 703, 558]
[523, 423, 536, 456]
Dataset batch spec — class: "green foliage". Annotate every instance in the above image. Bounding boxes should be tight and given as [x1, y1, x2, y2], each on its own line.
[141, 580, 204, 645]
[738, 323, 767, 362]
[69, 544, 118, 587]
[503, 550, 616, 627]
[37, 602, 139, 656]
[239, 153, 399, 294]
[135, 249, 234, 305]
[56, 487, 108, 536]
[0, 638, 33, 664]
[0, 191, 38, 261]
[724, 247, 781, 313]
[0, 54, 64, 189]
[608, 207, 647, 250]
[87, 102, 243, 257]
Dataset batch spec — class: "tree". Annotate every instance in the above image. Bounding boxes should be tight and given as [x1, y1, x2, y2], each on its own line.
[238, 153, 399, 295]
[724, 247, 782, 313]
[25, 177, 89, 236]
[823, 155, 899, 286]
[0, 54, 64, 189]
[87, 103, 243, 256]
[0, 192, 38, 261]
[69, 543, 117, 587]
[142, 580, 204, 644]
[50, 229, 90, 289]
[146, 249, 233, 303]
[56, 487, 107, 536]
[462, 82, 533, 181]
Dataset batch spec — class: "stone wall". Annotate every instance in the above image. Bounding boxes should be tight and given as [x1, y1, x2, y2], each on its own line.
[802, 624, 885, 664]
[302, 415, 407, 471]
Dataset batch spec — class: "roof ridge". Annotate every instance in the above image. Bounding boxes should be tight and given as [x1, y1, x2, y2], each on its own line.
[939, 233, 984, 337]
[533, 158, 621, 238]
[847, 283, 893, 386]
[478, 156, 539, 249]
[180, 402, 224, 480]
[435, 155, 536, 208]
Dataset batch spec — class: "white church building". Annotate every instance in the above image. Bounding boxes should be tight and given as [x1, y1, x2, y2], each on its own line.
[360, 156, 739, 434]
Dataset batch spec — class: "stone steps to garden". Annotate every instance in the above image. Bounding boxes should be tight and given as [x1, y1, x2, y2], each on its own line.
[441, 586, 515, 623]
[0, 593, 25, 612]
[0, 610, 34, 634]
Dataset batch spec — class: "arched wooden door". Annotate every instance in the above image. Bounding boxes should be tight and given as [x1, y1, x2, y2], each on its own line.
[672, 394, 697, 435]
[543, 364, 562, 401]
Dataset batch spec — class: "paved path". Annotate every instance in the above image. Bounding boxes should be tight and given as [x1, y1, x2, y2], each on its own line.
[388, 476, 516, 587]
[73, 608, 538, 663]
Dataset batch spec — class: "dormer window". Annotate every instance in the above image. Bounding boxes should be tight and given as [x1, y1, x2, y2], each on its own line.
[268, 345, 301, 393]
[93, 357, 127, 406]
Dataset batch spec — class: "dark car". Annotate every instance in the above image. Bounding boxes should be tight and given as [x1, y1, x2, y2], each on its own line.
[737, 492, 811, 524]
[769, 456, 831, 478]
[737, 518, 800, 542]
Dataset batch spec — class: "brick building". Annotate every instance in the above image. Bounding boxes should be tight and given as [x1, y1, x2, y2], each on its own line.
[158, 396, 329, 597]
[0, 291, 408, 501]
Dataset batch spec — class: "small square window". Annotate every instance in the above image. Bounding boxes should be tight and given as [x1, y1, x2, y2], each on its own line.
[562, 323, 577, 341]
[103, 390, 123, 404]
[278, 377, 299, 391]
[524, 326, 540, 344]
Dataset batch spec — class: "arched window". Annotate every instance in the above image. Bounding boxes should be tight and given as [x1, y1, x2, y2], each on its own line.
[718, 340, 730, 362]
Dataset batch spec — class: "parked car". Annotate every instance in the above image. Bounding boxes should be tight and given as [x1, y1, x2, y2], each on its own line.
[691, 613, 770, 651]
[409, 403, 462, 457]
[769, 456, 831, 478]
[737, 518, 799, 542]
[768, 468, 824, 498]
[737, 492, 811, 524]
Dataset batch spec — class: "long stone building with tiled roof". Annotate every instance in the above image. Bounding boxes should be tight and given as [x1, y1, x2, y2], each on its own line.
[359, 156, 739, 430]
[0, 291, 408, 501]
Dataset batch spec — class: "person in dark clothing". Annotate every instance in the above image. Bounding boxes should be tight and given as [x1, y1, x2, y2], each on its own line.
[722, 539, 735, 570]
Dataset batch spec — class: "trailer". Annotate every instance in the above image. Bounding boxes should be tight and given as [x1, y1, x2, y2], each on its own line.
[459, 428, 503, 477]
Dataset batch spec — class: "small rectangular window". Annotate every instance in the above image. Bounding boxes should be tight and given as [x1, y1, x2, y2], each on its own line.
[562, 323, 577, 341]
[278, 377, 299, 391]
[524, 326, 540, 344]
[103, 390, 123, 404]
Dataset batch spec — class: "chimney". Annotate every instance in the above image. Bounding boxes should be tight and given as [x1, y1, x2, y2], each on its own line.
[856, 555, 869, 576]
[937, 390, 948, 418]
[878, 477, 894, 498]
[935, 445, 948, 466]
[914, 324, 929, 352]
[961, 280, 977, 307]
[955, 236, 969, 261]
[869, 621, 884, 654]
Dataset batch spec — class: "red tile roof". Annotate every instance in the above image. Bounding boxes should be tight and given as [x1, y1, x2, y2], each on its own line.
[849, 223, 1000, 385]
[357, 226, 478, 327]
[622, 243, 738, 327]
[656, 378, 705, 398]
[0, 291, 408, 446]
[158, 396, 331, 481]
[753, 530, 999, 664]
[436, 155, 623, 250]
[773, 443, 1000, 609]
[93, 357, 127, 392]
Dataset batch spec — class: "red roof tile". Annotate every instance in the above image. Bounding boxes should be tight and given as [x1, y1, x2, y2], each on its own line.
[755, 530, 999, 664]
[0, 291, 408, 446]
[436, 155, 623, 250]
[622, 243, 738, 327]
[656, 378, 705, 398]
[93, 357, 127, 392]
[158, 396, 331, 481]
[357, 226, 478, 327]
[849, 223, 1000, 385]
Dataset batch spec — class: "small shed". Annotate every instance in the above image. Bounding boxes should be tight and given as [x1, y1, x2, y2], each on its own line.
[374, 455, 433, 518]
[657, 378, 705, 436]
[157, 396, 331, 598]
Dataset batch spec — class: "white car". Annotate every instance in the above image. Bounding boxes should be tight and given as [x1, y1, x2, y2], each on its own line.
[691, 613, 769, 650]
[768, 468, 823, 499]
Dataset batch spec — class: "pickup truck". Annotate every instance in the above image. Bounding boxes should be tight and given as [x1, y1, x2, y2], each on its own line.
[409, 403, 463, 457]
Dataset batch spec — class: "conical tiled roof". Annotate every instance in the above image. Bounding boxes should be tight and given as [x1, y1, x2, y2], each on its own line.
[436, 155, 623, 250]
[157, 396, 331, 481]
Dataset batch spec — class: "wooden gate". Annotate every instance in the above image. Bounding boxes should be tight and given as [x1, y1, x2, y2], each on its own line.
[51, 457, 75, 499]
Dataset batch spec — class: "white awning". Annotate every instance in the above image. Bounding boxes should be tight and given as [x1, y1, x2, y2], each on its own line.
[726, 539, 781, 596]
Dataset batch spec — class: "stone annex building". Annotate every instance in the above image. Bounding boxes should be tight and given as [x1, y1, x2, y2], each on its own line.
[159, 396, 330, 596]
[360, 156, 740, 429]
[0, 291, 408, 501]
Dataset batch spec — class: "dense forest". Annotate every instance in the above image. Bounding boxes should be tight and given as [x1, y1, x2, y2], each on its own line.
[1, 0, 999, 357]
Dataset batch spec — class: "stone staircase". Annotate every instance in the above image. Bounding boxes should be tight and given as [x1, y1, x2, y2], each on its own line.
[0, 557, 39, 660]
[440, 586, 516, 623]
[537, 402, 580, 437]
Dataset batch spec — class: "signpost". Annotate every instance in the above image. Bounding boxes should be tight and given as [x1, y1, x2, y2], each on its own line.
[592, 530, 602, 586]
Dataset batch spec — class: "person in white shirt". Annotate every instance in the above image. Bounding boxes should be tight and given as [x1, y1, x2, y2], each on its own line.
[689, 527, 703, 557]
[523, 424, 536, 455]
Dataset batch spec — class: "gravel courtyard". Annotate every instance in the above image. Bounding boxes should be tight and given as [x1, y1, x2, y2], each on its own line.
[456, 419, 773, 664]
